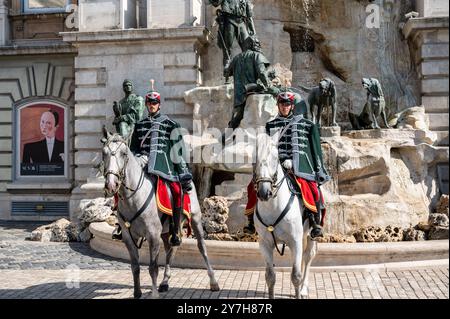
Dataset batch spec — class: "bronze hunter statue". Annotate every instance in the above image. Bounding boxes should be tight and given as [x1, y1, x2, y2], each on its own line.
[112, 79, 145, 137]
[208, 0, 256, 83]
[349, 78, 390, 130]
[222, 36, 279, 143]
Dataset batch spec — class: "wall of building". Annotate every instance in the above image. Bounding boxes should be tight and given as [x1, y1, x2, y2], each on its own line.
[0, 55, 75, 220]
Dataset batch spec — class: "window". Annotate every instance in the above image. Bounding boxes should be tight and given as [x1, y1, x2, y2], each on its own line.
[23, 0, 70, 14]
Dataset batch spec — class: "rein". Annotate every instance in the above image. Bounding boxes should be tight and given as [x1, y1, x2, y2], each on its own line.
[255, 193, 296, 256]
[103, 137, 152, 249]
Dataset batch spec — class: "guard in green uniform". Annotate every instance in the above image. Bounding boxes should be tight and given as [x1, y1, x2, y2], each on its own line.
[113, 90, 193, 246]
[244, 91, 330, 239]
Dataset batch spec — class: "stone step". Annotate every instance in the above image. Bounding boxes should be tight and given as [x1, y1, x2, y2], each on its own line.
[428, 113, 449, 131]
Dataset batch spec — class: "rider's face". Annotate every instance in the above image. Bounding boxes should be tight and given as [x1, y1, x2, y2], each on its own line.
[278, 103, 293, 117]
[147, 101, 160, 114]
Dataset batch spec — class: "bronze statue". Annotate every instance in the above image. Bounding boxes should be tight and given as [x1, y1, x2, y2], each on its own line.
[349, 78, 390, 130]
[208, 0, 256, 82]
[300, 78, 338, 127]
[223, 36, 278, 132]
[112, 79, 145, 137]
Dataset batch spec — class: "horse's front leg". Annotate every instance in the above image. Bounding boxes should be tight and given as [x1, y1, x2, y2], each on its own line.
[289, 239, 303, 299]
[259, 239, 276, 299]
[191, 210, 220, 291]
[148, 232, 161, 299]
[158, 233, 178, 293]
[122, 229, 142, 299]
[300, 235, 317, 299]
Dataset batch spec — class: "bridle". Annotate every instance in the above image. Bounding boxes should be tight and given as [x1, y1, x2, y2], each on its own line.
[254, 159, 286, 199]
[103, 138, 139, 199]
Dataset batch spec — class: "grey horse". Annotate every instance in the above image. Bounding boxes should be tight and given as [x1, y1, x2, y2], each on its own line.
[253, 133, 317, 299]
[102, 128, 220, 298]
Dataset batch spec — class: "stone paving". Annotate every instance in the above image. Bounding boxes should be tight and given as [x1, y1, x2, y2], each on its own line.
[0, 222, 448, 299]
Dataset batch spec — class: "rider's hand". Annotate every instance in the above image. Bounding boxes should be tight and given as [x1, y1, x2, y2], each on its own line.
[135, 155, 149, 168]
[282, 160, 293, 170]
[182, 181, 193, 193]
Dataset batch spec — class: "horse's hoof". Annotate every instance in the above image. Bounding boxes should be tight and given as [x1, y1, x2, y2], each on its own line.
[158, 283, 169, 293]
[210, 282, 220, 292]
[134, 291, 142, 299]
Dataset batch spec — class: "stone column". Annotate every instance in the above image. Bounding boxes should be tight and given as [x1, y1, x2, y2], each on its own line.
[0, 0, 10, 46]
[403, 1, 449, 195]
[403, 16, 449, 146]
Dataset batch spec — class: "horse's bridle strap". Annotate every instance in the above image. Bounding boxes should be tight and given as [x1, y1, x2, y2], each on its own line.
[118, 181, 154, 229]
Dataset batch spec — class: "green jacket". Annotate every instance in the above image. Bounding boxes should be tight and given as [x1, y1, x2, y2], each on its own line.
[266, 114, 330, 185]
[130, 111, 192, 183]
[226, 49, 271, 106]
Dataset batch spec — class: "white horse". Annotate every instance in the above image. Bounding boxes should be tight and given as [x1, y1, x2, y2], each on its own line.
[102, 127, 220, 299]
[253, 133, 318, 299]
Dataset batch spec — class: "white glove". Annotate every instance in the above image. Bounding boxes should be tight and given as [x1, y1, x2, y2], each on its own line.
[135, 155, 149, 168]
[282, 159, 293, 170]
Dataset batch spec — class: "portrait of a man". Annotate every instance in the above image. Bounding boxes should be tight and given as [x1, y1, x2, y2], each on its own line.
[22, 110, 64, 164]
[19, 104, 66, 177]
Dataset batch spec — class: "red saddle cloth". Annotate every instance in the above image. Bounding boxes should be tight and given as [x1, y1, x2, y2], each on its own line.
[245, 176, 326, 226]
[156, 177, 192, 236]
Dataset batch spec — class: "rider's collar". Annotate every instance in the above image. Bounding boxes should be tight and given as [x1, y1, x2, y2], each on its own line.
[149, 110, 161, 119]
[278, 112, 294, 119]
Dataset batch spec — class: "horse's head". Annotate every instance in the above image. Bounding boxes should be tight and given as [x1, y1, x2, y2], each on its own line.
[101, 126, 131, 196]
[254, 132, 280, 202]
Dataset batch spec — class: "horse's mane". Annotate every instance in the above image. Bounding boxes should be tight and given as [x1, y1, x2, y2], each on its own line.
[255, 133, 278, 163]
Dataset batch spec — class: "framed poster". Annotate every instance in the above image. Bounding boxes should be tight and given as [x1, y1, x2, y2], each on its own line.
[16, 101, 68, 179]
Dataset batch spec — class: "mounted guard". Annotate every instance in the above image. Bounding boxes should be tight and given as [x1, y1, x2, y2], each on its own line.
[244, 91, 330, 239]
[112, 82, 193, 247]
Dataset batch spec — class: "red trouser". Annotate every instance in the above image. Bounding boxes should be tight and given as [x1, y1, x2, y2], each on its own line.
[245, 177, 325, 217]
[114, 179, 183, 209]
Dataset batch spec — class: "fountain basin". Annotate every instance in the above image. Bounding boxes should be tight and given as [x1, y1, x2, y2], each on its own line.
[89, 222, 449, 271]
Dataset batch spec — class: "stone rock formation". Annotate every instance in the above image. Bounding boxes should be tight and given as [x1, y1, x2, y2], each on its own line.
[79, 197, 114, 225]
[389, 106, 431, 131]
[427, 195, 450, 240]
[354, 225, 403, 243]
[30, 219, 73, 242]
[322, 128, 446, 235]
[316, 234, 357, 243]
[436, 194, 449, 216]
[202, 196, 234, 241]
[203, 0, 420, 126]
[403, 227, 426, 241]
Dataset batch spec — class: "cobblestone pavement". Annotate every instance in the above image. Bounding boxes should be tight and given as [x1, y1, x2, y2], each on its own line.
[0, 222, 448, 299]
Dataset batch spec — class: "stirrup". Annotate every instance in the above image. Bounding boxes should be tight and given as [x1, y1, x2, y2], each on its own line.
[112, 226, 123, 241]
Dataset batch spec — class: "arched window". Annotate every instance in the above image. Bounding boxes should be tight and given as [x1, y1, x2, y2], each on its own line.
[14, 99, 69, 181]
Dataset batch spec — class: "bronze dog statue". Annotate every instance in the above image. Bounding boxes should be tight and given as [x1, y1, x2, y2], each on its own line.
[300, 78, 338, 127]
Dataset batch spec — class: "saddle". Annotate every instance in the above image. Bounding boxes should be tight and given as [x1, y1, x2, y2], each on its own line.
[284, 170, 326, 227]
[155, 176, 192, 236]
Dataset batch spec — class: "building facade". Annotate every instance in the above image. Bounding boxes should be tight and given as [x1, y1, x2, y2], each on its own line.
[0, 0, 448, 221]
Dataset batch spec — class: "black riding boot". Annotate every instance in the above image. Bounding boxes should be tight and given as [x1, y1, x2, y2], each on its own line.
[243, 213, 256, 235]
[112, 223, 123, 241]
[308, 212, 324, 239]
[170, 207, 183, 247]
